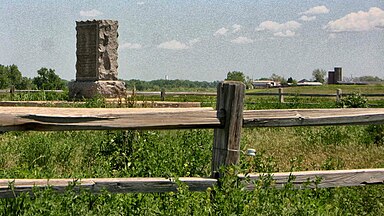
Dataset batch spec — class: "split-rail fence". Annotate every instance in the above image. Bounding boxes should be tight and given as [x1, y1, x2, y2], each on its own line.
[0, 82, 384, 198]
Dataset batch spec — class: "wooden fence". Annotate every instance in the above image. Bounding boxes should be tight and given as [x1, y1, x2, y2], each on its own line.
[0, 89, 64, 94]
[129, 88, 384, 104]
[1, 81, 384, 198]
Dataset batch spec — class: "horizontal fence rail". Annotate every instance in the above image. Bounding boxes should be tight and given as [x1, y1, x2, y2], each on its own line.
[0, 89, 64, 94]
[127, 91, 384, 98]
[2, 107, 384, 131]
[0, 177, 217, 198]
[0, 107, 219, 131]
[2, 168, 384, 198]
[240, 168, 384, 189]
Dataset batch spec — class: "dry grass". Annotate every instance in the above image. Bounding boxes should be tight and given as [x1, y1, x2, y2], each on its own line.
[241, 126, 384, 172]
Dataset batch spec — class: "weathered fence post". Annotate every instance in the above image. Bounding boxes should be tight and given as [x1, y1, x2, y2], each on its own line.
[9, 85, 15, 95]
[336, 89, 342, 103]
[211, 81, 245, 178]
[160, 89, 165, 101]
[279, 87, 284, 103]
[132, 85, 136, 97]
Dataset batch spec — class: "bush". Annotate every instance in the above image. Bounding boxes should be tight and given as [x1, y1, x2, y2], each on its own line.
[337, 92, 368, 108]
[364, 125, 384, 146]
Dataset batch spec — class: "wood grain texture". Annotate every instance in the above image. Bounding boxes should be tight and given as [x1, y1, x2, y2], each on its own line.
[0, 107, 219, 131]
[0, 177, 217, 198]
[2, 107, 384, 131]
[240, 168, 384, 189]
[212, 82, 245, 177]
[243, 108, 384, 127]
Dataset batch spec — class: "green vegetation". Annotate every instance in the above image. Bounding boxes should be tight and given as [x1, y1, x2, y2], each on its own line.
[32, 68, 67, 90]
[1, 126, 384, 214]
[225, 71, 246, 83]
[0, 65, 67, 91]
[312, 69, 327, 84]
[0, 64, 34, 90]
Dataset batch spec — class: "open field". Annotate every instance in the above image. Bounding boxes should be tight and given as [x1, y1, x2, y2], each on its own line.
[0, 84, 384, 214]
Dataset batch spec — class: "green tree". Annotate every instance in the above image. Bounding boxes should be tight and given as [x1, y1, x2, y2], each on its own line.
[0, 64, 33, 89]
[354, 76, 383, 82]
[312, 69, 327, 83]
[270, 73, 287, 85]
[287, 77, 297, 86]
[33, 68, 66, 90]
[225, 71, 245, 83]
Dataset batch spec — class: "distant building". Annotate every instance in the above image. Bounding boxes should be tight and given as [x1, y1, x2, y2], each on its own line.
[297, 81, 323, 86]
[298, 79, 310, 83]
[252, 80, 281, 88]
[328, 67, 343, 84]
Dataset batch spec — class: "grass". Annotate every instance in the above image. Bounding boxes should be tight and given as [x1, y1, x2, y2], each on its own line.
[0, 85, 384, 214]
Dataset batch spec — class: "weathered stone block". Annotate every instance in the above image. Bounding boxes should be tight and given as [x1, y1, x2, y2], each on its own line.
[69, 81, 126, 99]
[75, 20, 119, 81]
[70, 20, 126, 99]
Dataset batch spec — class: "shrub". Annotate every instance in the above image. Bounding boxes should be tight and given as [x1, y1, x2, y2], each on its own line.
[337, 92, 368, 108]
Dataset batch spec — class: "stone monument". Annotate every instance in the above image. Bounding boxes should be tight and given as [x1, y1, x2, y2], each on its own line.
[69, 20, 126, 99]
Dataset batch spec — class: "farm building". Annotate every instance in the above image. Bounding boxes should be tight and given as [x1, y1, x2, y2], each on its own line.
[252, 80, 281, 88]
[296, 81, 323, 86]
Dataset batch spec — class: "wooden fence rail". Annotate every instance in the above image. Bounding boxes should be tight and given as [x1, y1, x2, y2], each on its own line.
[128, 88, 384, 104]
[0, 81, 384, 197]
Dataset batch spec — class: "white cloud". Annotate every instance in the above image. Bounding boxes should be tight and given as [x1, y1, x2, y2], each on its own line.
[232, 24, 242, 33]
[80, 9, 103, 17]
[188, 38, 201, 46]
[300, 5, 330, 15]
[324, 7, 384, 32]
[121, 42, 143, 49]
[273, 30, 296, 37]
[137, 2, 145, 5]
[231, 36, 254, 44]
[299, 15, 316, 21]
[158, 40, 189, 50]
[257, 20, 301, 32]
[256, 20, 301, 37]
[214, 27, 229, 36]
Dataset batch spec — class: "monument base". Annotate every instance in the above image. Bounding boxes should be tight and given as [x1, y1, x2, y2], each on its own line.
[69, 80, 126, 99]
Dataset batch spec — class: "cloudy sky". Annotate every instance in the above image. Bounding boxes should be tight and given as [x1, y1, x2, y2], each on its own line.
[0, 0, 383, 81]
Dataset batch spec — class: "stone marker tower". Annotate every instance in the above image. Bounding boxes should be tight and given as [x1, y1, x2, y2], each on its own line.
[69, 20, 126, 99]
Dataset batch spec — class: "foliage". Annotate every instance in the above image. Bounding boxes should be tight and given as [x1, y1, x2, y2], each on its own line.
[287, 77, 297, 85]
[32, 67, 67, 90]
[0, 64, 34, 89]
[337, 92, 368, 108]
[364, 125, 384, 146]
[270, 73, 285, 84]
[225, 71, 245, 83]
[354, 76, 383, 82]
[312, 69, 327, 84]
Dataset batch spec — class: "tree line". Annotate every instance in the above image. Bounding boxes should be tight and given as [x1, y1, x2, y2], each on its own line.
[0, 65, 67, 90]
[1, 63, 382, 92]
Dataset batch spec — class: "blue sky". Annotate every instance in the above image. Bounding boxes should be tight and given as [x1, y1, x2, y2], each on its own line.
[0, 0, 383, 81]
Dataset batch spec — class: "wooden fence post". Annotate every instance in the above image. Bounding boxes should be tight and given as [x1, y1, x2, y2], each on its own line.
[9, 85, 15, 95]
[161, 89, 165, 101]
[211, 81, 245, 178]
[336, 89, 342, 103]
[279, 87, 284, 103]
